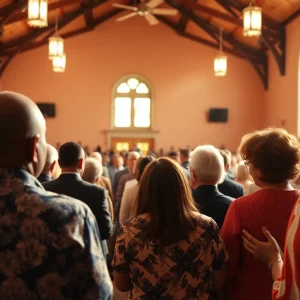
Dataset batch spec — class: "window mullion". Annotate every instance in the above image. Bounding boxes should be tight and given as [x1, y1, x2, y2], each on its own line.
[130, 92, 135, 128]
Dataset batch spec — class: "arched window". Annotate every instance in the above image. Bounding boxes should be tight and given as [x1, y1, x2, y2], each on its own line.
[113, 76, 152, 128]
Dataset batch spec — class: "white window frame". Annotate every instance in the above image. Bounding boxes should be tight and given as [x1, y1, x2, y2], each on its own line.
[111, 74, 153, 130]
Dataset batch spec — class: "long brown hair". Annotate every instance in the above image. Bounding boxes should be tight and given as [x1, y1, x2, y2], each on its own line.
[135, 157, 199, 249]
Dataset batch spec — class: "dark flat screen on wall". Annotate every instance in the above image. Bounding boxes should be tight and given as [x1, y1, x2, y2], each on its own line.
[37, 103, 56, 117]
[209, 108, 228, 123]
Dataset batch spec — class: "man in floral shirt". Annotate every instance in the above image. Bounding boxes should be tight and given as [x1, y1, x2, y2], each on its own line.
[0, 92, 113, 299]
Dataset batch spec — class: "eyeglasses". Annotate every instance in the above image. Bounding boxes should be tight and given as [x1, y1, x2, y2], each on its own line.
[244, 161, 250, 168]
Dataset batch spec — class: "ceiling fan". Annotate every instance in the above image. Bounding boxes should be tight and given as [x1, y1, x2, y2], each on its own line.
[112, 0, 178, 26]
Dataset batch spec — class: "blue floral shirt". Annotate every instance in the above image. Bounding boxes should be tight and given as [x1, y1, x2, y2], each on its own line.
[0, 168, 113, 299]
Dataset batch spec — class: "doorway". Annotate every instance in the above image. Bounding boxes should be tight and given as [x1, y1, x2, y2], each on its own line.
[111, 138, 155, 155]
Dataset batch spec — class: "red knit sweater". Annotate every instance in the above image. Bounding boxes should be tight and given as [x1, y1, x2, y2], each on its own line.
[221, 189, 300, 300]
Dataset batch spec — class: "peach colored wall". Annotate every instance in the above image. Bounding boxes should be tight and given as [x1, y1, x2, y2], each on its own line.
[264, 17, 300, 134]
[2, 16, 264, 151]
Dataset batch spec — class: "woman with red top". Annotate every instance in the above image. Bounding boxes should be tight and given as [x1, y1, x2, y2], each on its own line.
[221, 127, 300, 300]
[242, 198, 300, 299]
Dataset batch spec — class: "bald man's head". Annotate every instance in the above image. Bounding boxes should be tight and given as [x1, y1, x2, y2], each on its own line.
[0, 91, 47, 177]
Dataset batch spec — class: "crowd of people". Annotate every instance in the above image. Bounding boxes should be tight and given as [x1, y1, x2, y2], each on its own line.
[0, 91, 299, 300]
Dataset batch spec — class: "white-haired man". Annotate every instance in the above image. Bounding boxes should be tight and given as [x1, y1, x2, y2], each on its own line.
[82, 157, 114, 222]
[190, 145, 234, 229]
[90, 151, 110, 180]
[37, 143, 58, 183]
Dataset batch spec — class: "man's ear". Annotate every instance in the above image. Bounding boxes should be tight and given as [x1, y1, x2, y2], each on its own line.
[78, 158, 84, 170]
[191, 169, 196, 181]
[225, 163, 230, 172]
[26, 135, 40, 163]
[93, 177, 99, 184]
[49, 161, 56, 172]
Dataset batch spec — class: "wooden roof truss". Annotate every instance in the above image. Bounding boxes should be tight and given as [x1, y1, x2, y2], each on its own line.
[0, 0, 298, 89]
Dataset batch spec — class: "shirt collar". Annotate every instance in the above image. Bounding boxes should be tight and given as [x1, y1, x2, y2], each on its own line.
[0, 167, 45, 190]
[60, 172, 81, 179]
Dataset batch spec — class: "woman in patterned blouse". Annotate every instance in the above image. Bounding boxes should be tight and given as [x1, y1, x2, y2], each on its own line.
[112, 157, 228, 299]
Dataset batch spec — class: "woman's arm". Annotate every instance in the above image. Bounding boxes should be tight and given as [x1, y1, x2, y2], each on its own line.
[113, 271, 130, 292]
[119, 188, 130, 225]
[212, 268, 226, 291]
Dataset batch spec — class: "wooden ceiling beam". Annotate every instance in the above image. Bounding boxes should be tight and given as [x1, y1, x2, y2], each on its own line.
[83, 0, 95, 29]
[0, 0, 24, 17]
[3, 9, 121, 56]
[165, 0, 268, 89]
[176, 0, 278, 41]
[215, 0, 239, 17]
[0, 0, 111, 75]
[178, 15, 189, 32]
[0, 0, 27, 27]
[179, 0, 242, 26]
[225, 0, 280, 31]
[177, 0, 197, 33]
[4, 0, 111, 51]
[4, 26, 92, 55]
[158, 16, 246, 60]
[215, 0, 285, 77]
[260, 27, 285, 75]
[281, 9, 300, 26]
[6, 0, 83, 25]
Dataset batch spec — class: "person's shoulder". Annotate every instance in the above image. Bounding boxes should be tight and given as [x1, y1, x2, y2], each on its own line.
[101, 176, 110, 185]
[26, 188, 93, 220]
[224, 178, 243, 189]
[217, 191, 235, 204]
[42, 178, 59, 188]
[195, 213, 219, 231]
[230, 192, 259, 208]
[81, 180, 106, 194]
[123, 214, 149, 230]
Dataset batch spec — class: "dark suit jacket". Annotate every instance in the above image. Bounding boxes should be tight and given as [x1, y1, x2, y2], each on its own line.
[192, 185, 234, 229]
[218, 176, 245, 199]
[112, 168, 129, 197]
[37, 173, 52, 183]
[43, 173, 114, 253]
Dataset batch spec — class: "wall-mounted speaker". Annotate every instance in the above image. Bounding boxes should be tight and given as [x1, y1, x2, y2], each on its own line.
[37, 103, 56, 118]
[208, 108, 228, 123]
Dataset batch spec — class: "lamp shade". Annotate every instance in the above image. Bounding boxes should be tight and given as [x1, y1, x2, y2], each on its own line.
[27, 0, 48, 27]
[243, 5, 262, 37]
[48, 36, 64, 59]
[214, 54, 227, 77]
[52, 54, 66, 72]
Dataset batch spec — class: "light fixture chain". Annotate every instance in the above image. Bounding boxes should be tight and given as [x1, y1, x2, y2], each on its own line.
[219, 28, 223, 53]
[55, 8, 58, 34]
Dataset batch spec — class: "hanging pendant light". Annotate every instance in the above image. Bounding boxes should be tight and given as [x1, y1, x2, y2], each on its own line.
[52, 54, 66, 72]
[214, 28, 227, 77]
[243, 0, 262, 37]
[28, 0, 48, 27]
[49, 13, 64, 59]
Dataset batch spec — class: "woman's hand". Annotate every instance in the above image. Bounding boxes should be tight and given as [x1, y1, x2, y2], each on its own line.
[242, 226, 283, 267]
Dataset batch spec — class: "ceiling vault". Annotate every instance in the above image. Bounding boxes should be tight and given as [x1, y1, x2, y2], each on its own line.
[214, 0, 285, 82]
[165, 0, 269, 89]
[0, 0, 297, 88]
